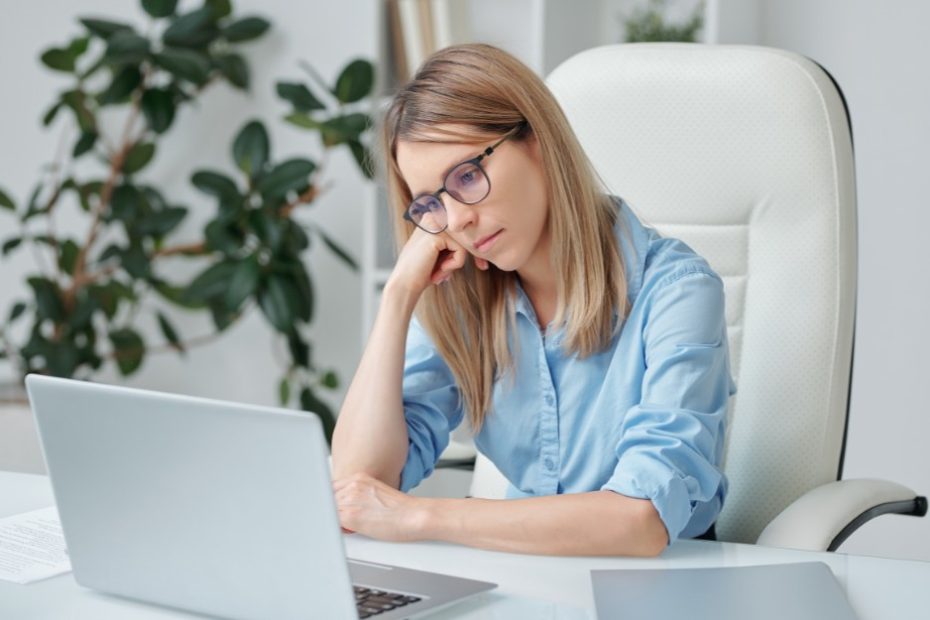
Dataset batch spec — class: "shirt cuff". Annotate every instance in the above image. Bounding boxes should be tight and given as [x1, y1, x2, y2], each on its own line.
[601, 462, 697, 545]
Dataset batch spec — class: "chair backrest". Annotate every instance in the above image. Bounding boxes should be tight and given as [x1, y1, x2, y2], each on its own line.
[470, 43, 858, 545]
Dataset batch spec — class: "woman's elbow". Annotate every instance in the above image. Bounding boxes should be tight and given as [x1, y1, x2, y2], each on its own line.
[630, 499, 669, 557]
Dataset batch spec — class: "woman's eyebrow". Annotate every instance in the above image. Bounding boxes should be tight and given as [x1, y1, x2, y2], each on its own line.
[410, 149, 480, 196]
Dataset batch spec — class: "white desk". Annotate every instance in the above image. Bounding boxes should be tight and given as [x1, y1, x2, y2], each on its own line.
[2, 471, 928, 619]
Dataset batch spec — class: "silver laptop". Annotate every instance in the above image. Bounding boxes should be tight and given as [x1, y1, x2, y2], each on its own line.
[25, 374, 495, 619]
[591, 561, 857, 619]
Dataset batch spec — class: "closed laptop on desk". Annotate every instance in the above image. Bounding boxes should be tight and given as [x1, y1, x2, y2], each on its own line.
[592, 561, 857, 620]
[25, 374, 495, 619]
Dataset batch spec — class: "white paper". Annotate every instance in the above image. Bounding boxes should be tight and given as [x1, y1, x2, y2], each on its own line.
[0, 506, 72, 584]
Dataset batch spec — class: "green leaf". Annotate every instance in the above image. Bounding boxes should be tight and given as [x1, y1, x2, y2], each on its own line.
[257, 275, 295, 333]
[191, 170, 239, 202]
[215, 53, 248, 90]
[225, 256, 260, 309]
[156, 311, 185, 352]
[68, 289, 98, 330]
[182, 261, 238, 304]
[109, 184, 144, 221]
[278, 377, 290, 406]
[163, 7, 219, 48]
[141, 88, 176, 133]
[8, 302, 27, 323]
[283, 112, 322, 130]
[122, 142, 156, 174]
[207, 298, 237, 331]
[276, 82, 324, 112]
[248, 211, 283, 251]
[333, 59, 374, 104]
[61, 89, 96, 132]
[291, 263, 314, 323]
[79, 18, 133, 40]
[98, 65, 142, 104]
[137, 206, 186, 237]
[317, 229, 358, 270]
[58, 239, 80, 273]
[222, 16, 270, 43]
[27, 277, 65, 322]
[283, 220, 310, 252]
[321, 370, 339, 390]
[204, 0, 232, 19]
[152, 48, 210, 84]
[0, 188, 14, 210]
[287, 331, 310, 367]
[109, 328, 145, 375]
[42, 101, 63, 127]
[2, 237, 22, 256]
[205, 218, 244, 255]
[256, 158, 316, 200]
[72, 131, 98, 158]
[104, 31, 150, 64]
[40, 48, 76, 73]
[347, 140, 374, 179]
[152, 278, 206, 309]
[320, 113, 370, 146]
[142, 0, 178, 18]
[232, 120, 269, 178]
[121, 242, 150, 278]
[67, 36, 91, 58]
[300, 387, 336, 445]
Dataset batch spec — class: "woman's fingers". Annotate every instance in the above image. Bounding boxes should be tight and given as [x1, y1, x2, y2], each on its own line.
[474, 256, 489, 271]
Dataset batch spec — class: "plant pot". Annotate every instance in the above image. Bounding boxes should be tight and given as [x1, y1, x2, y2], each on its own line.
[0, 381, 46, 474]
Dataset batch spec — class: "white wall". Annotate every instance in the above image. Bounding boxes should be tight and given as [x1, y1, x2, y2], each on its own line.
[743, 0, 930, 561]
[0, 0, 377, 412]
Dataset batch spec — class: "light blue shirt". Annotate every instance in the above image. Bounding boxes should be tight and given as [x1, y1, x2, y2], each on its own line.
[398, 197, 736, 544]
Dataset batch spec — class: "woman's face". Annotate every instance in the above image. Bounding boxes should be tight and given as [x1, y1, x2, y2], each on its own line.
[395, 124, 550, 273]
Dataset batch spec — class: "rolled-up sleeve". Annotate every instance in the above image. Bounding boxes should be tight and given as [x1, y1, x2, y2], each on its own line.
[602, 267, 735, 544]
[399, 317, 464, 492]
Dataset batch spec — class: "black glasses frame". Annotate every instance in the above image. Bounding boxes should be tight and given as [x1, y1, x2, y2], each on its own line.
[403, 122, 527, 234]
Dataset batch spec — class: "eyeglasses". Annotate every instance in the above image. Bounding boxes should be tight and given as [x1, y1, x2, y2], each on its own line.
[403, 123, 526, 234]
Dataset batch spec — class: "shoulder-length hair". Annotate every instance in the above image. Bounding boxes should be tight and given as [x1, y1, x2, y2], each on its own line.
[378, 44, 628, 430]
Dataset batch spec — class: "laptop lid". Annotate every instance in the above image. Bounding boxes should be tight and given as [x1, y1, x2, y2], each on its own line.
[26, 373, 359, 619]
[591, 561, 857, 620]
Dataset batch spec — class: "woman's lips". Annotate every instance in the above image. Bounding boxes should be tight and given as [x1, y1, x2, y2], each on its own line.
[474, 229, 503, 252]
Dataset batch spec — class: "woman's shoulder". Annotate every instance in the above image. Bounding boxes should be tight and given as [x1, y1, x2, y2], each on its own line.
[610, 196, 722, 305]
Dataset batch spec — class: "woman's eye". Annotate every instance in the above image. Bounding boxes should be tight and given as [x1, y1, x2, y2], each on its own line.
[457, 170, 475, 185]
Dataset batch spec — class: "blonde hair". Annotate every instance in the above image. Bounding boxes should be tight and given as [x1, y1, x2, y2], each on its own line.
[379, 44, 629, 430]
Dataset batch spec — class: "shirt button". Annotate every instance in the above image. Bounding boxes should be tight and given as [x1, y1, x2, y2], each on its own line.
[544, 394, 555, 407]
[544, 457, 556, 471]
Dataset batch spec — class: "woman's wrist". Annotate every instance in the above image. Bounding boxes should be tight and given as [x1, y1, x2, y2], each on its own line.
[381, 278, 423, 317]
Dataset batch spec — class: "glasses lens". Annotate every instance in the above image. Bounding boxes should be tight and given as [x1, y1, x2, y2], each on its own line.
[408, 194, 446, 232]
[445, 161, 489, 204]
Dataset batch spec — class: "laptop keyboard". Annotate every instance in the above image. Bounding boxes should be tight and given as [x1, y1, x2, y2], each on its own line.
[354, 585, 422, 618]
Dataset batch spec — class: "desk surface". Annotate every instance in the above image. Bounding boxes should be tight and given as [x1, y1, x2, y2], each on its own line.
[2, 471, 929, 619]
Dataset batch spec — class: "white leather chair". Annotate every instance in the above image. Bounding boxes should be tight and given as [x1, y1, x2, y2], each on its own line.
[467, 43, 926, 551]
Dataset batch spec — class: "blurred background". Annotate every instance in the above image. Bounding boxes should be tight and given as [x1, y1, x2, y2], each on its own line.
[0, 0, 927, 562]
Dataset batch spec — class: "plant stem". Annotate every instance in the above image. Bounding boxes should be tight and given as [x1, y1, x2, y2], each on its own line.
[65, 88, 144, 308]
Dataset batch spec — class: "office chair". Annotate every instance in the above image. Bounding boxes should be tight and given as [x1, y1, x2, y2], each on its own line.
[468, 43, 927, 551]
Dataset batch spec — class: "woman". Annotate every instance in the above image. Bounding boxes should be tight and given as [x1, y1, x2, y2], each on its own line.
[331, 44, 736, 557]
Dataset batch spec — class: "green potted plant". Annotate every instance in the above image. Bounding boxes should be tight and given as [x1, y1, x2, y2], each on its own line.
[0, 0, 376, 447]
[621, 0, 705, 43]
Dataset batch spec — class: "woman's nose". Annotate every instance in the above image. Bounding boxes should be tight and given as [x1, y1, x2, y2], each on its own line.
[443, 196, 477, 233]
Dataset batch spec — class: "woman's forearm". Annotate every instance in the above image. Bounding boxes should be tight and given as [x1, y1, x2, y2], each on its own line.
[417, 491, 668, 557]
[331, 282, 420, 487]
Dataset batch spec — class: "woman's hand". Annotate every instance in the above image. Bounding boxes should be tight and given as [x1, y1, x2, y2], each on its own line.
[333, 472, 431, 542]
[386, 228, 489, 300]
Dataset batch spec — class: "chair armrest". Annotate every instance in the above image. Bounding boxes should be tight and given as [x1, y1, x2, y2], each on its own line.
[435, 439, 477, 469]
[757, 478, 927, 552]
